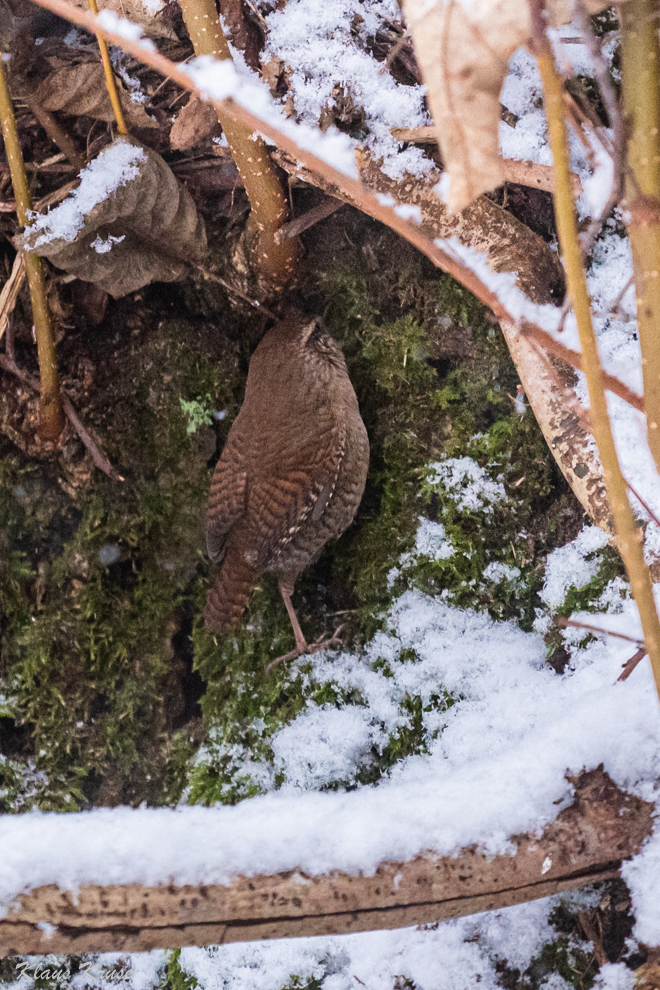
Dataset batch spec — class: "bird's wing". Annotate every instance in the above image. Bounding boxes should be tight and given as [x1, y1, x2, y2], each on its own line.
[250, 422, 346, 569]
[206, 435, 247, 563]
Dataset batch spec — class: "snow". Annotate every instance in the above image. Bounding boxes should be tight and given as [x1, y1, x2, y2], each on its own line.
[622, 825, 660, 945]
[90, 233, 126, 254]
[540, 525, 610, 608]
[177, 897, 559, 990]
[27, 139, 146, 248]
[264, 0, 430, 181]
[580, 134, 616, 219]
[425, 457, 508, 514]
[97, 9, 156, 52]
[183, 56, 358, 178]
[593, 963, 637, 990]
[2, 581, 660, 907]
[412, 518, 454, 561]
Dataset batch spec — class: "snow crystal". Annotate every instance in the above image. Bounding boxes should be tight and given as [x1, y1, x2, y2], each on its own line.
[90, 233, 126, 254]
[425, 457, 507, 514]
[413, 518, 454, 561]
[540, 525, 610, 608]
[593, 963, 637, 990]
[483, 561, 521, 585]
[27, 139, 145, 248]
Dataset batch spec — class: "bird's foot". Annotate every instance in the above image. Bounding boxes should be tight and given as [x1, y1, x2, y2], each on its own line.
[266, 625, 345, 673]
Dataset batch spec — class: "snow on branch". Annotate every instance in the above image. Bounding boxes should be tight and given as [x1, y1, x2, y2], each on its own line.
[0, 769, 652, 955]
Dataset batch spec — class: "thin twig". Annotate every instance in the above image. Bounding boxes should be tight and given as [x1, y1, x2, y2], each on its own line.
[0, 56, 64, 441]
[390, 128, 582, 194]
[531, 0, 660, 702]
[242, 0, 268, 31]
[559, 616, 643, 646]
[618, 647, 648, 681]
[0, 353, 124, 481]
[194, 265, 277, 318]
[518, 321, 644, 412]
[594, 275, 635, 320]
[27, 99, 85, 170]
[87, 0, 128, 134]
[0, 177, 80, 214]
[625, 478, 660, 528]
[274, 197, 344, 242]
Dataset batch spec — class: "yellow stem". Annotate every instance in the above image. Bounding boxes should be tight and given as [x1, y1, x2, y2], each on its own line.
[0, 56, 64, 442]
[620, 1, 660, 473]
[178, 0, 299, 290]
[535, 21, 660, 701]
[87, 0, 128, 135]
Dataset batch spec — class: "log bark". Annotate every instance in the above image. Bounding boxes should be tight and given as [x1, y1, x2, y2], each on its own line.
[0, 769, 652, 956]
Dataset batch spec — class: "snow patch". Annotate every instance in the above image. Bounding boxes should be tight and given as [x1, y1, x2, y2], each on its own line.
[27, 139, 145, 247]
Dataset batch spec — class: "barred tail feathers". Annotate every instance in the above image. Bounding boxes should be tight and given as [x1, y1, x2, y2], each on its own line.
[204, 550, 257, 633]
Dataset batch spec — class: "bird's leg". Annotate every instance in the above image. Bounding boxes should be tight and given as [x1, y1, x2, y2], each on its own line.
[266, 578, 345, 672]
[278, 576, 308, 654]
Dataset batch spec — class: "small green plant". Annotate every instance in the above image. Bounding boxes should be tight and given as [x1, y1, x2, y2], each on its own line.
[179, 394, 215, 435]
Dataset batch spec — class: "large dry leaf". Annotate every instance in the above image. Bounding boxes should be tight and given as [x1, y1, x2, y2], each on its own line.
[170, 95, 222, 151]
[272, 145, 614, 532]
[17, 137, 207, 298]
[33, 62, 158, 130]
[402, 0, 617, 212]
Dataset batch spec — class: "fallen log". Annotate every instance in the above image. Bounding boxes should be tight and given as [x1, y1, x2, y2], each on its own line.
[0, 769, 652, 956]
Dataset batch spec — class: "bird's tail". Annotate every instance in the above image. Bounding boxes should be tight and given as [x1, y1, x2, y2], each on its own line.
[204, 550, 258, 633]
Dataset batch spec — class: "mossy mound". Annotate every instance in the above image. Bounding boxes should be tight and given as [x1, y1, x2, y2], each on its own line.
[0, 210, 593, 811]
[0, 304, 243, 809]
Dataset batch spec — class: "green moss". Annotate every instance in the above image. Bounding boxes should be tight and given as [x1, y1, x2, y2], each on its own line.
[162, 950, 199, 990]
[0, 314, 243, 808]
[279, 978, 323, 990]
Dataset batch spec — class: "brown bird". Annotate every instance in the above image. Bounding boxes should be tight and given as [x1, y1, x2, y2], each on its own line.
[204, 312, 369, 665]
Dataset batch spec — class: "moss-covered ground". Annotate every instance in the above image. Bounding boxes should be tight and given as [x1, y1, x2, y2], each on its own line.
[0, 204, 609, 810]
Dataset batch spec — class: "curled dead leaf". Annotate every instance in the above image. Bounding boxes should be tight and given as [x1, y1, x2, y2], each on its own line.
[170, 95, 222, 151]
[401, 0, 618, 212]
[17, 137, 207, 298]
[33, 61, 158, 130]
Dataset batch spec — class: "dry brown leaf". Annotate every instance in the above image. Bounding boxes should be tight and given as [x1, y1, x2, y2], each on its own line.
[402, 0, 618, 212]
[17, 138, 207, 299]
[69, 0, 175, 38]
[170, 95, 222, 151]
[33, 62, 158, 130]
